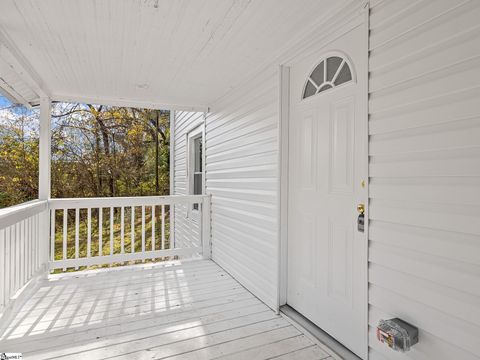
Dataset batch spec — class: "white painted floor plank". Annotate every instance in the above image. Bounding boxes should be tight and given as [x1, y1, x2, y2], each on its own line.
[268, 345, 333, 360]
[0, 260, 338, 360]
[35, 316, 286, 360]
[9, 304, 271, 354]
[212, 334, 319, 360]
[167, 326, 304, 360]
[9, 281, 244, 324]
[1, 298, 263, 347]
[109, 318, 290, 360]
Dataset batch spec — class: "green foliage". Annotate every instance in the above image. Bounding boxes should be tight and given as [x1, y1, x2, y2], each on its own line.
[0, 106, 39, 206]
[0, 103, 170, 208]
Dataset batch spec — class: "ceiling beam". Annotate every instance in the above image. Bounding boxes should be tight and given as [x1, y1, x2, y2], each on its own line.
[0, 28, 49, 101]
[52, 93, 209, 113]
[0, 77, 31, 108]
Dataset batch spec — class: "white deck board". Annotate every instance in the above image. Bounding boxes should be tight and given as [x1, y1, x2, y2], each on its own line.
[0, 260, 335, 360]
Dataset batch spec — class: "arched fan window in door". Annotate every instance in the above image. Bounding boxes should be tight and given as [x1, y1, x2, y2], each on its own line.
[302, 55, 353, 99]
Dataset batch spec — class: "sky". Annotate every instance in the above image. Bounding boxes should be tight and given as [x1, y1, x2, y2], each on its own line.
[0, 94, 12, 108]
[0, 94, 39, 132]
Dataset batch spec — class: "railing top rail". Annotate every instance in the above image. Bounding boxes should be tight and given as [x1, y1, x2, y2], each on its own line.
[0, 200, 48, 230]
[48, 194, 209, 209]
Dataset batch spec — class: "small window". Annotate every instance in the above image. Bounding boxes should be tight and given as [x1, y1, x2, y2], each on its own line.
[188, 127, 204, 211]
[193, 137, 203, 195]
[302, 55, 353, 100]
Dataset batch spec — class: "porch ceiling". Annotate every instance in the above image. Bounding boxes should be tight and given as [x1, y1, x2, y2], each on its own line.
[0, 0, 346, 110]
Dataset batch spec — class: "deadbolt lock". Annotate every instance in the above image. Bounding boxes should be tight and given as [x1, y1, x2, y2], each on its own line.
[357, 203, 365, 215]
[357, 203, 365, 233]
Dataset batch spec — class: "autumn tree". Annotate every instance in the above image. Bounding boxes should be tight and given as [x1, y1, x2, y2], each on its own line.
[0, 105, 39, 206]
[0, 99, 170, 208]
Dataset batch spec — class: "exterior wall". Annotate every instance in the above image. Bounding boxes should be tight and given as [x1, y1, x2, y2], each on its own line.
[367, 1, 480, 359]
[172, 2, 480, 357]
[172, 111, 204, 249]
[198, 0, 363, 312]
[172, 74, 280, 310]
[206, 68, 280, 310]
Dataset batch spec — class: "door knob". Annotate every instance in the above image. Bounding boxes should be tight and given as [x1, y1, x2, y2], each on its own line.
[357, 203, 365, 215]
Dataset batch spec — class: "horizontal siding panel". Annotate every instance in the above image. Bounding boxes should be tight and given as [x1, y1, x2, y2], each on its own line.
[205, 187, 276, 205]
[370, 25, 480, 93]
[369, 220, 480, 266]
[370, 0, 469, 49]
[369, 199, 480, 235]
[207, 164, 277, 180]
[208, 126, 277, 156]
[207, 86, 277, 134]
[370, 177, 480, 205]
[206, 67, 279, 310]
[369, 91, 480, 139]
[207, 151, 277, 172]
[211, 204, 276, 234]
[369, 0, 424, 32]
[207, 178, 277, 191]
[212, 196, 276, 218]
[368, 1, 480, 358]
[369, 85, 480, 126]
[208, 114, 277, 148]
[370, 147, 480, 178]
[212, 210, 276, 244]
[370, 118, 480, 155]
[369, 263, 480, 325]
[369, 241, 480, 297]
[370, 58, 480, 113]
[369, 0, 479, 64]
[214, 220, 276, 254]
[208, 139, 277, 164]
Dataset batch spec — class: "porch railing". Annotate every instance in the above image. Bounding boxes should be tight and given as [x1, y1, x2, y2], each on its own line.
[0, 195, 211, 314]
[0, 200, 49, 314]
[48, 195, 211, 270]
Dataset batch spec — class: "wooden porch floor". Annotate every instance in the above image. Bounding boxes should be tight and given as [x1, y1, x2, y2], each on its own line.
[0, 260, 337, 360]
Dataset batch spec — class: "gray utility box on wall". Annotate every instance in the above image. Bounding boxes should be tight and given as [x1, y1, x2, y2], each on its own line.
[377, 318, 419, 352]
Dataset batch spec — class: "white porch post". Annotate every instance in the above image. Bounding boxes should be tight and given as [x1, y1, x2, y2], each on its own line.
[38, 97, 51, 271]
[169, 110, 175, 249]
[39, 97, 51, 200]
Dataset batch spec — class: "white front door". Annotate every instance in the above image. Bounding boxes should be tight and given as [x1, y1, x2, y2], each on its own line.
[287, 22, 368, 359]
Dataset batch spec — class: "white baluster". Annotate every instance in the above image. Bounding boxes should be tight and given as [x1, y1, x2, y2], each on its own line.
[87, 208, 91, 257]
[75, 208, 80, 270]
[120, 207, 125, 254]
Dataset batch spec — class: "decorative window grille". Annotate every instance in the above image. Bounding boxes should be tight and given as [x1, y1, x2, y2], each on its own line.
[302, 55, 353, 99]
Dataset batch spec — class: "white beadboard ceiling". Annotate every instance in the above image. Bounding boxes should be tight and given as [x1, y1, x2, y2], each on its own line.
[0, 0, 345, 109]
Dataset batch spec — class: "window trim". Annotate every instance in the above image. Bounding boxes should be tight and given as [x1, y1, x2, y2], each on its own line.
[187, 125, 204, 215]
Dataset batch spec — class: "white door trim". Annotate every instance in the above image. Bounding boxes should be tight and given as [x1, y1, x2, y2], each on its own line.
[278, 64, 290, 307]
[277, 3, 370, 356]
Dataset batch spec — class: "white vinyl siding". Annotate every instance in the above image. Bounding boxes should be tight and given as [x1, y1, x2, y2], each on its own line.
[171, 0, 365, 315]
[171, 3, 480, 357]
[368, 1, 480, 359]
[206, 68, 280, 310]
[172, 74, 279, 309]
[173, 111, 204, 250]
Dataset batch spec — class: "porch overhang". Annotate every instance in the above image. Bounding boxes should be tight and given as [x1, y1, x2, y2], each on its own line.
[0, 0, 352, 110]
